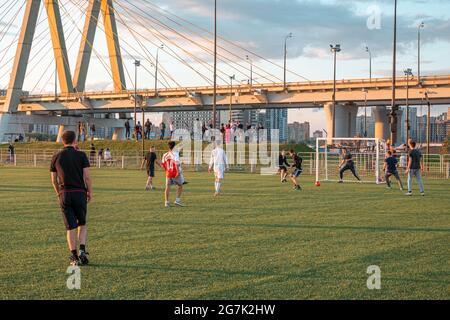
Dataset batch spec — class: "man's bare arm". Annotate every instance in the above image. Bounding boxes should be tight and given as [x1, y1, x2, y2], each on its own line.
[50, 172, 60, 196]
[83, 167, 93, 202]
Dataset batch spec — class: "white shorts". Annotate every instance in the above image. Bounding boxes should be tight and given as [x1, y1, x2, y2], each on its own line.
[167, 173, 185, 186]
[214, 165, 225, 180]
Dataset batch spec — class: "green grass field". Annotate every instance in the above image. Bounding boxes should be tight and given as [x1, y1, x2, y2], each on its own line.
[1, 167, 449, 300]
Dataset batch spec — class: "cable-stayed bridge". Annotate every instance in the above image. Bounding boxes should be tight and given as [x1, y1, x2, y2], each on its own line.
[0, 0, 449, 142]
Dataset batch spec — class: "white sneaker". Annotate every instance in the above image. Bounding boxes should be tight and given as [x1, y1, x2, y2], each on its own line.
[174, 200, 183, 207]
[421, 192, 425, 197]
[405, 192, 412, 196]
[165, 202, 170, 207]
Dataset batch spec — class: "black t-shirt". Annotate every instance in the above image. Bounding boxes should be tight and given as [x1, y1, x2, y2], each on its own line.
[385, 156, 398, 173]
[279, 155, 288, 167]
[145, 152, 157, 169]
[50, 147, 90, 191]
[344, 153, 353, 162]
[409, 149, 422, 170]
[292, 154, 303, 170]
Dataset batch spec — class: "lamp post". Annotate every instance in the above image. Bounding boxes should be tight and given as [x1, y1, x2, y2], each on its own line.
[283, 32, 293, 90]
[418, 22, 425, 84]
[154, 44, 164, 96]
[246, 55, 253, 89]
[404, 68, 413, 153]
[133, 59, 140, 143]
[362, 89, 368, 137]
[212, 0, 217, 129]
[330, 44, 341, 138]
[133, 60, 140, 131]
[55, 60, 58, 100]
[365, 46, 372, 82]
[390, 0, 398, 145]
[229, 74, 235, 123]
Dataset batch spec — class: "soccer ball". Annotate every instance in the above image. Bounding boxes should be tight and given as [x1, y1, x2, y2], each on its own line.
[315, 181, 321, 187]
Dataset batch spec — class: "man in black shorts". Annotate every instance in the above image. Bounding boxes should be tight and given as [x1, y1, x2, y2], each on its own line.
[141, 146, 161, 190]
[338, 148, 361, 183]
[278, 150, 289, 183]
[50, 131, 92, 266]
[288, 149, 303, 190]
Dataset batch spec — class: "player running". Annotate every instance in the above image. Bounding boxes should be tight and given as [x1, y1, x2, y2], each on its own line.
[141, 146, 161, 190]
[208, 141, 229, 196]
[278, 150, 289, 183]
[161, 141, 184, 207]
[50, 131, 92, 266]
[338, 148, 361, 183]
[288, 149, 303, 190]
[383, 150, 403, 190]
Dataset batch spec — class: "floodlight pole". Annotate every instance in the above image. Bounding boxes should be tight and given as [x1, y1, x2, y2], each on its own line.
[212, 0, 217, 129]
[330, 44, 341, 139]
[390, 0, 398, 145]
[229, 75, 235, 123]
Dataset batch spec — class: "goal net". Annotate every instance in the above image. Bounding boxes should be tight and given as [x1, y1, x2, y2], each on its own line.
[315, 138, 382, 184]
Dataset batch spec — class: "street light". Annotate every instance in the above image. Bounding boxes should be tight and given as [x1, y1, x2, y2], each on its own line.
[133, 59, 140, 133]
[283, 32, 293, 90]
[365, 46, 372, 81]
[229, 74, 235, 123]
[154, 44, 164, 96]
[246, 55, 253, 89]
[404, 68, 413, 153]
[362, 89, 368, 137]
[330, 44, 341, 138]
[212, 0, 217, 129]
[418, 22, 425, 84]
[390, 0, 398, 145]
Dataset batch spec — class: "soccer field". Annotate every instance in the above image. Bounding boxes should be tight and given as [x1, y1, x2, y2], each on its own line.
[1, 167, 449, 300]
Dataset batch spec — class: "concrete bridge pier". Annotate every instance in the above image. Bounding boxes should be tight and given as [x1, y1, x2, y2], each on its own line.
[324, 102, 359, 144]
[112, 128, 124, 141]
[372, 106, 390, 141]
[372, 106, 403, 144]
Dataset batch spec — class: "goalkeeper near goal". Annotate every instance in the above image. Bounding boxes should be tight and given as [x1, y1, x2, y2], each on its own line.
[338, 148, 361, 183]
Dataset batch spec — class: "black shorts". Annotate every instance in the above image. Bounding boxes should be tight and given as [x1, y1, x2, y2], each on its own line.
[59, 191, 87, 230]
[279, 165, 287, 171]
[148, 166, 155, 177]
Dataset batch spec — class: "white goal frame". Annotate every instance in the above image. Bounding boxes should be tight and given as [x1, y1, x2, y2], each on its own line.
[315, 137, 381, 184]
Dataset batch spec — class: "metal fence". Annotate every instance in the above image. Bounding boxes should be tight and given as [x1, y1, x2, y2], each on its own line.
[1, 148, 449, 180]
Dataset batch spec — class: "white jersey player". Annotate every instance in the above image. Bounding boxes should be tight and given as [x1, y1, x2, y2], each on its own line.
[208, 142, 229, 196]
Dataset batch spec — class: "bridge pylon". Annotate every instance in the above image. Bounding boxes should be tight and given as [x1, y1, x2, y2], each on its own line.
[1, 0, 127, 142]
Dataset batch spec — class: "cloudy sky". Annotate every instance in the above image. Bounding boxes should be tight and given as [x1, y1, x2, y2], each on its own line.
[0, 0, 449, 132]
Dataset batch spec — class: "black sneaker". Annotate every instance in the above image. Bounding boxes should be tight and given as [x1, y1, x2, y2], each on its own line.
[79, 252, 89, 265]
[69, 255, 80, 266]
[182, 181, 189, 185]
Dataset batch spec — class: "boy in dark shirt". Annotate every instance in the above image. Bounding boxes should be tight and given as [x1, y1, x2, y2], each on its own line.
[278, 150, 289, 183]
[141, 146, 161, 190]
[383, 151, 403, 190]
[288, 149, 303, 190]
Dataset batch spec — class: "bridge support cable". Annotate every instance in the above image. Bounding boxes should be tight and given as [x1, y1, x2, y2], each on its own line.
[68, 0, 174, 89]
[114, 1, 216, 87]
[119, 0, 277, 85]
[58, 0, 125, 93]
[138, 0, 309, 82]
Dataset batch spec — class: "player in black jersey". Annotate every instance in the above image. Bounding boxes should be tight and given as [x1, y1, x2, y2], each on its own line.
[288, 149, 303, 190]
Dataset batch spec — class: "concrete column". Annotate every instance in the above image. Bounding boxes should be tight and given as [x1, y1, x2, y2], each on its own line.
[56, 125, 65, 142]
[112, 127, 124, 141]
[372, 106, 390, 141]
[324, 102, 359, 143]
